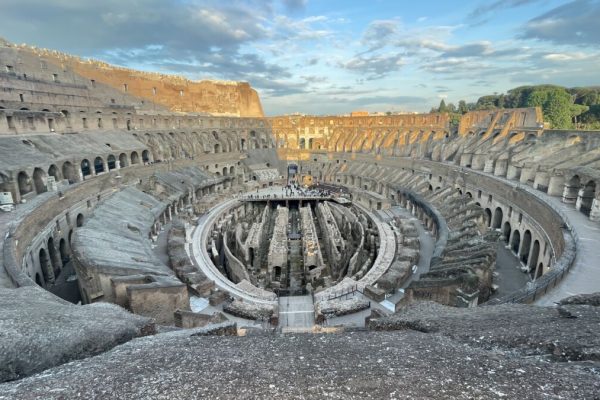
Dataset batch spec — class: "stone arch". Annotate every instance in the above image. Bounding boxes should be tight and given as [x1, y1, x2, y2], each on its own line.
[17, 171, 32, 196]
[48, 164, 60, 181]
[93, 156, 105, 174]
[520, 230, 532, 264]
[492, 207, 503, 229]
[484, 208, 492, 227]
[119, 153, 128, 168]
[80, 159, 91, 178]
[142, 150, 150, 163]
[223, 167, 228, 176]
[214, 143, 221, 153]
[563, 174, 580, 203]
[107, 154, 117, 170]
[35, 273, 43, 286]
[578, 180, 596, 216]
[39, 247, 51, 286]
[62, 161, 76, 183]
[76, 213, 84, 227]
[33, 167, 47, 194]
[47, 236, 60, 276]
[530, 240, 540, 279]
[59, 238, 69, 264]
[502, 221, 511, 244]
[131, 151, 140, 165]
[511, 229, 521, 254]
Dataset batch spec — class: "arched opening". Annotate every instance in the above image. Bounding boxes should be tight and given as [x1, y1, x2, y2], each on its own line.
[80, 159, 91, 178]
[579, 180, 596, 216]
[484, 208, 492, 227]
[520, 230, 532, 264]
[39, 248, 51, 286]
[33, 167, 47, 194]
[47, 237, 60, 277]
[230, 166, 235, 175]
[61, 110, 71, 128]
[131, 151, 140, 165]
[76, 213, 84, 227]
[299, 138, 306, 149]
[60, 162, 75, 184]
[214, 143, 221, 153]
[274, 266, 282, 281]
[142, 150, 150, 163]
[59, 238, 69, 264]
[48, 164, 60, 182]
[502, 222, 511, 244]
[529, 240, 540, 279]
[240, 138, 246, 151]
[94, 157, 105, 174]
[35, 273, 43, 286]
[466, 192, 473, 198]
[223, 167, 228, 176]
[511, 230, 521, 254]
[563, 175, 580, 203]
[119, 153, 128, 168]
[492, 207, 503, 229]
[107, 155, 116, 170]
[536, 262, 544, 279]
[17, 171, 31, 196]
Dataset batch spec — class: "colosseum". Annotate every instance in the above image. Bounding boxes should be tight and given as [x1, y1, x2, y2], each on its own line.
[0, 37, 598, 399]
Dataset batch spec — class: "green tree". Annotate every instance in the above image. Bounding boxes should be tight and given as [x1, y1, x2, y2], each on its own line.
[525, 87, 573, 129]
[458, 100, 468, 114]
[570, 104, 589, 127]
[438, 99, 448, 113]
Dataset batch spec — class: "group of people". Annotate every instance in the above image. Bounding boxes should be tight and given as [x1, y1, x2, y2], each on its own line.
[282, 183, 331, 198]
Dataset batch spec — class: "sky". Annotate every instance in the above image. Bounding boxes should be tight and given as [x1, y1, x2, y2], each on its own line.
[1, 0, 599, 115]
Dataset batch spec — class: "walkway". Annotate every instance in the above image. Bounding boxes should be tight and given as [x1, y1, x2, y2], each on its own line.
[0, 211, 14, 288]
[279, 295, 315, 333]
[463, 167, 600, 305]
[534, 194, 600, 305]
[376, 206, 434, 283]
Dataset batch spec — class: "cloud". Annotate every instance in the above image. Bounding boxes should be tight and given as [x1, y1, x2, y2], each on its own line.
[281, 0, 307, 12]
[361, 20, 399, 51]
[468, 0, 544, 22]
[520, 0, 600, 46]
[339, 53, 404, 80]
[440, 42, 493, 58]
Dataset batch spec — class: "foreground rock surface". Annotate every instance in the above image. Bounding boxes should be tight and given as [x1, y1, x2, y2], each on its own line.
[0, 287, 153, 383]
[369, 301, 600, 361]
[0, 326, 597, 399]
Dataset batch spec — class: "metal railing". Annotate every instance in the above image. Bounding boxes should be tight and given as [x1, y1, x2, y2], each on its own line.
[326, 284, 363, 301]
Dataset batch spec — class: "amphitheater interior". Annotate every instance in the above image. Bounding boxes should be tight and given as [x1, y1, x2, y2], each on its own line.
[0, 40, 599, 399]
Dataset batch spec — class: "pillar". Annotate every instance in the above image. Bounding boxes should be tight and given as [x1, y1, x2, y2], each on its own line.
[562, 182, 579, 204]
[547, 175, 565, 197]
[493, 159, 508, 177]
[533, 171, 549, 192]
[483, 158, 495, 173]
[506, 165, 521, 181]
[589, 198, 600, 222]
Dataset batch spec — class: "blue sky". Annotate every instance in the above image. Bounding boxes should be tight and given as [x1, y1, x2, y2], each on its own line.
[1, 0, 599, 115]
